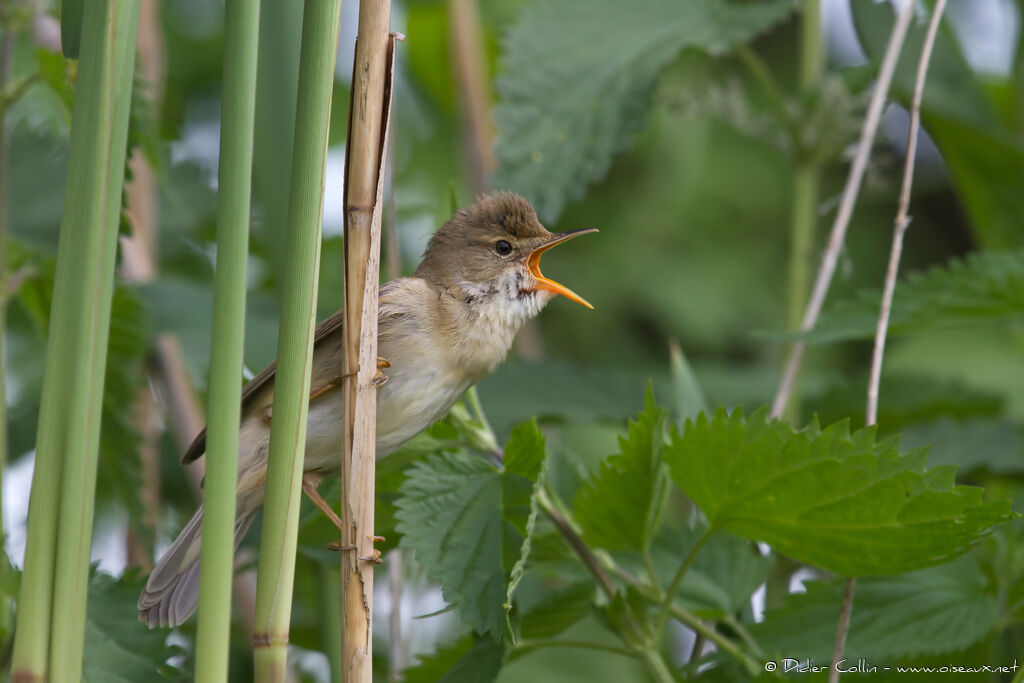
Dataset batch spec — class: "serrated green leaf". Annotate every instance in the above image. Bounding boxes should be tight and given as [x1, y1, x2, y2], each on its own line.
[796, 250, 1024, 344]
[396, 421, 547, 638]
[665, 407, 1013, 575]
[83, 570, 184, 682]
[573, 388, 669, 552]
[493, 0, 794, 221]
[403, 635, 505, 683]
[520, 582, 594, 640]
[752, 556, 997, 661]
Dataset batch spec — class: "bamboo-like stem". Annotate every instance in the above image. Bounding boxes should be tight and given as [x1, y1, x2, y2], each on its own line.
[193, 0, 261, 679]
[340, 2, 394, 678]
[252, 1, 341, 680]
[770, 1, 914, 419]
[52, 0, 138, 674]
[829, 4, 947, 682]
[11, 3, 138, 680]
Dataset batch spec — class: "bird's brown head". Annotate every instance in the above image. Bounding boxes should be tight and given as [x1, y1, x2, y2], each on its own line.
[415, 192, 597, 318]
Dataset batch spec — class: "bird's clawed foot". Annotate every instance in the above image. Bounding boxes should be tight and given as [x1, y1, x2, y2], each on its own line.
[327, 534, 385, 564]
[373, 357, 390, 387]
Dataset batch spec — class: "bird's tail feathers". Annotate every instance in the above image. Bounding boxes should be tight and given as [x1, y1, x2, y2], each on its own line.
[138, 492, 260, 628]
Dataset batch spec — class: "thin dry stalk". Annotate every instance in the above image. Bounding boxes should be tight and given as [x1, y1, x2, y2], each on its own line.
[447, 0, 495, 193]
[829, 4, 947, 682]
[865, 0, 946, 426]
[340, 4, 397, 677]
[123, 0, 165, 571]
[770, 1, 915, 419]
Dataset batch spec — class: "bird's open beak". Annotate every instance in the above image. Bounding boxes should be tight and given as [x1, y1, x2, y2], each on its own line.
[526, 228, 599, 309]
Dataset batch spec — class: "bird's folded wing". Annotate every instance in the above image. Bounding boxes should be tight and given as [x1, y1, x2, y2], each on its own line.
[180, 308, 346, 464]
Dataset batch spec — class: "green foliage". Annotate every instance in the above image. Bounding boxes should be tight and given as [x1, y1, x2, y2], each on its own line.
[403, 635, 505, 683]
[83, 570, 184, 682]
[519, 582, 594, 640]
[665, 407, 1013, 575]
[396, 421, 547, 638]
[752, 556, 997, 662]
[493, 0, 794, 221]
[800, 250, 1024, 344]
[573, 389, 669, 552]
[669, 527, 772, 618]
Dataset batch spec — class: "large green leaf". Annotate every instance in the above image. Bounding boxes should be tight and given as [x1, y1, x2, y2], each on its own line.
[573, 389, 669, 553]
[396, 421, 547, 638]
[797, 250, 1024, 344]
[403, 635, 505, 683]
[493, 0, 794, 221]
[751, 556, 997, 661]
[83, 571, 184, 682]
[665, 407, 1013, 575]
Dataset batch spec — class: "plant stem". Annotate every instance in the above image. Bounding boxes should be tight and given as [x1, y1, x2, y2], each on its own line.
[513, 639, 636, 658]
[830, 4, 948, 682]
[723, 613, 764, 658]
[668, 604, 762, 677]
[653, 528, 713, 640]
[11, 2, 138, 680]
[770, 1, 914, 419]
[194, 0, 261, 680]
[252, 1, 341, 680]
[340, 4, 395, 680]
[641, 647, 675, 683]
[537, 488, 616, 599]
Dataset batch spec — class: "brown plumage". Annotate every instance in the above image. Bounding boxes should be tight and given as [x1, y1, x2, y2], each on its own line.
[139, 192, 596, 627]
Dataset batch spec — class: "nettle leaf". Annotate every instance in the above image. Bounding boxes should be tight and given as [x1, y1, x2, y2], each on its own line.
[403, 634, 505, 683]
[396, 421, 547, 638]
[752, 556, 997, 661]
[83, 570, 184, 682]
[665, 407, 1013, 576]
[799, 250, 1024, 344]
[493, 0, 794, 221]
[573, 389, 670, 553]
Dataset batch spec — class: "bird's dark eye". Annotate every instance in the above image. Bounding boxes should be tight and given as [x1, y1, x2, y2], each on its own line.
[494, 240, 513, 256]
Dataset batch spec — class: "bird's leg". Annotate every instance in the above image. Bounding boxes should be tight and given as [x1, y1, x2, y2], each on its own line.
[308, 357, 390, 403]
[302, 476, 345, 531]
[306, 476, 385, 560]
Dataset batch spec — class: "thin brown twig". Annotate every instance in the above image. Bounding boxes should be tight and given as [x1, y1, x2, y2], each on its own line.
[537, 490, 616, 599]
[865, 0, 946, 426]
[770, 1, 915, 419]
[829, 4, 947, 682]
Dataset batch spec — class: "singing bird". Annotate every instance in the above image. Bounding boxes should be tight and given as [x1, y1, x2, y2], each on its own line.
[139, 192, 596, 627]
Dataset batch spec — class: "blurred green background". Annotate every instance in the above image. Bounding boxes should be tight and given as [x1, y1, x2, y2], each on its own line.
[3, 0, 1024, 680]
